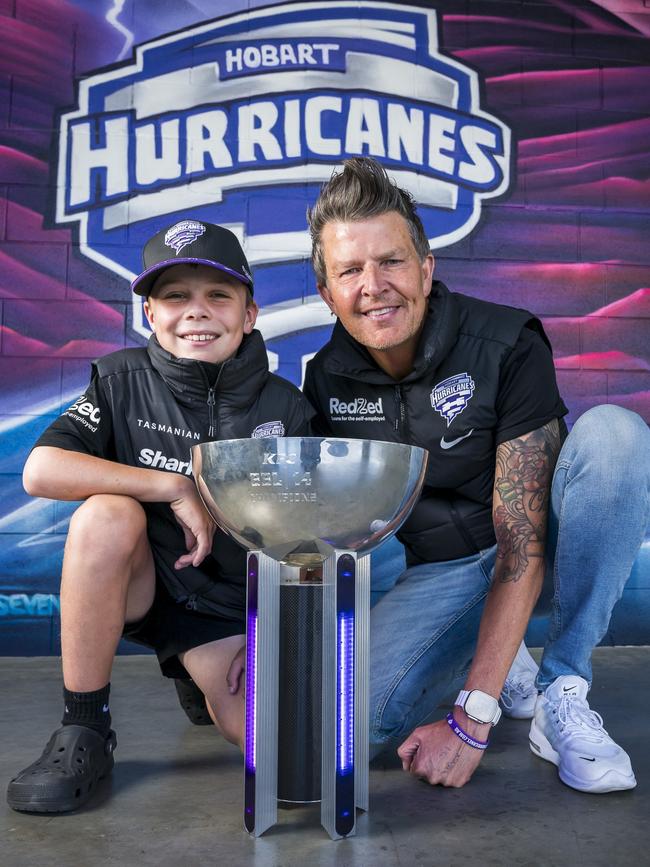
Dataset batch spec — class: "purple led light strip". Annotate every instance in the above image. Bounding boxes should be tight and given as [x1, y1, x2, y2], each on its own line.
[245, 609, 257, 773]
[337, 613, 355, 774]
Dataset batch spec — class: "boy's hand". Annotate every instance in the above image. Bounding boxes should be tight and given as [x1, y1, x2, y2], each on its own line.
[169, 479, 216, 568]
[227, 645, 246, 695]
[226, 645, 246, 695]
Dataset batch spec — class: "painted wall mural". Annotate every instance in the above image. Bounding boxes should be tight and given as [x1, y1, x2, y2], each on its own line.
[1, 0, 648, 653]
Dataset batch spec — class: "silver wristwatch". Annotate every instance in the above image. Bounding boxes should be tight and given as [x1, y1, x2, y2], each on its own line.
[455, 689, 502, 726]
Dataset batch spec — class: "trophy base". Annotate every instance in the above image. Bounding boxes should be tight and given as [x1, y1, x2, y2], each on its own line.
[244, 550, 370, 840]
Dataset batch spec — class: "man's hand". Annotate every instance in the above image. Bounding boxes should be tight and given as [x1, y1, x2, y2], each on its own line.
[226, 645, 246, 695]
[169, 479, 216, 569]
[397, 718, 487, 787]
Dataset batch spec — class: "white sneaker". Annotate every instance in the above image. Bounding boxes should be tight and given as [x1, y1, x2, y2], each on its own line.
[500, 642, 538, 719]
[529, 675, 636, 793]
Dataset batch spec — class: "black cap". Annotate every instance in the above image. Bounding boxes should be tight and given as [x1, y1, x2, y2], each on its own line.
[131, 220, 254, 296]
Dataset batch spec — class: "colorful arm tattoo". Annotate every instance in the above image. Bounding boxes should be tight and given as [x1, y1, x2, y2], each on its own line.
[493, 419, 561, 584]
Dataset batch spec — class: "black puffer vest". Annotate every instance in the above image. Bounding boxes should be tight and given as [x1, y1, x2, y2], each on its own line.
[93, 331, 312, 615]
[304, 281, 562, 564]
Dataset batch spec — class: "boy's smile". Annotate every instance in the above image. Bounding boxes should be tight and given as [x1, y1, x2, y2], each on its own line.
[144, 264, 257, 365]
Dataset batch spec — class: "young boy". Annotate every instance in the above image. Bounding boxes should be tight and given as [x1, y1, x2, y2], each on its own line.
[7, 220, 314, 813]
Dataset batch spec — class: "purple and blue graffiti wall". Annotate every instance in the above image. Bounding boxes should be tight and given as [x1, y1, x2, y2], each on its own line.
[1, 0, 648, 653]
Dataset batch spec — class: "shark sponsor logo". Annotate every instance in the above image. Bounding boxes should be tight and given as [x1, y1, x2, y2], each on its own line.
[138, 447, 193, 475]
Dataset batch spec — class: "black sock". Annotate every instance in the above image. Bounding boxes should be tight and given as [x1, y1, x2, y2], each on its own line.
[62, 683, 112, 736]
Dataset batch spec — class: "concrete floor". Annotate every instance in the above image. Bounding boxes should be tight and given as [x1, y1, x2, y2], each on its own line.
[1, 647, 648, 867]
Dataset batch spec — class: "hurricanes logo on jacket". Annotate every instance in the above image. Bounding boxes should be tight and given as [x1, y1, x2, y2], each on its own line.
[431, 373, 475, 426]
[251, 420, 286, 438]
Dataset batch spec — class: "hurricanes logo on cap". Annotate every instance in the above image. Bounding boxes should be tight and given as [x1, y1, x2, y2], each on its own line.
[431, 373, 475, 426]
[164, 220, 206, 255]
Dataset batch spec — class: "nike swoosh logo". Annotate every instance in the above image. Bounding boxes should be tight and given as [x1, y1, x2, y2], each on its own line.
[579, 756, 596, 762]
[440, 429, 474, 450]
[562, 685, 577, 693]
[102, 704, 110, 712]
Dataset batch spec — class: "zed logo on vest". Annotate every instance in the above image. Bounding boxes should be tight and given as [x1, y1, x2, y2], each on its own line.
[54, 1, 511, 381]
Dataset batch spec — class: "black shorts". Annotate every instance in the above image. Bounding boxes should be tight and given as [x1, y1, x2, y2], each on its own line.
[122, 581, 245, 679]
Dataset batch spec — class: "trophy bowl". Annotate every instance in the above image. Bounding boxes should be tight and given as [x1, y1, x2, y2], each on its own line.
[192, 437, 428, 566]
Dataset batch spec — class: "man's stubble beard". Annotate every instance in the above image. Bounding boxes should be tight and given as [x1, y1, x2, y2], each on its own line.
[349, 313, 424, 353]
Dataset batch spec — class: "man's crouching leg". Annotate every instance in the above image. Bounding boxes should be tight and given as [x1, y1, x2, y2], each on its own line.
[7, 495, 155, 814]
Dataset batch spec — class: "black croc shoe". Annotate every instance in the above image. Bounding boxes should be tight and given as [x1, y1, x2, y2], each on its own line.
[7, 725, 117, 813]
[174, 678, 214, 726]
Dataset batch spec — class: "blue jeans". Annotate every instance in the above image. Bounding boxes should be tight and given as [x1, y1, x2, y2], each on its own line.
[368, 406, 650, 757]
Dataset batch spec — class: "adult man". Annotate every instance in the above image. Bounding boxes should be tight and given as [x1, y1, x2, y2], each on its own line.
[8, 221, 313, 813]
[304, 158, 650, 793]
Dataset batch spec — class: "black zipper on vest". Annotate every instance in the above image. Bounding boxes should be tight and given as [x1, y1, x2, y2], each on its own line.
[207, 387, 216, 438]
[199, 361, 227, 439]
[394, 385, 410, 438]
[448, 503, 480, 555]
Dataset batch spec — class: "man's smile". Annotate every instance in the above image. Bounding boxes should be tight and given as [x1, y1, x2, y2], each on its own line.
[361, 305, 401, 319]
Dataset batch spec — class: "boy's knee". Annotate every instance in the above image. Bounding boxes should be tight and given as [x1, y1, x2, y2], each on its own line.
[204, 695, 243, 749]
[68, 495, 147, 549]
[369, 713, 410, 759]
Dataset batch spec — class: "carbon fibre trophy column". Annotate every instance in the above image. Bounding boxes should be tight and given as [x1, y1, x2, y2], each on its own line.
[192, 437, 427, 839]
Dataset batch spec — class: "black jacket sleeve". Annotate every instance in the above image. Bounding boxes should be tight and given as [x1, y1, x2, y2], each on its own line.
[33, 368, 116, 459]
[495, 326, 568, 445]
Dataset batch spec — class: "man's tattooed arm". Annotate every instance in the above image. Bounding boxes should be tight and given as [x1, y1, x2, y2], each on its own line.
[493, 419, 562, 584]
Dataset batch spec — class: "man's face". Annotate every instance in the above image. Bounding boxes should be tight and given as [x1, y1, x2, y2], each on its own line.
[317, 212, 433, 376]
[144, 264, 257, 364]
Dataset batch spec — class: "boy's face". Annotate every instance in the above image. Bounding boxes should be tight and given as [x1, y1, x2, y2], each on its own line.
[144, 264, 257, 364]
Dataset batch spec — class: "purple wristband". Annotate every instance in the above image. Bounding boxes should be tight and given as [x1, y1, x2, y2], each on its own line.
[446, 712, 489, 750]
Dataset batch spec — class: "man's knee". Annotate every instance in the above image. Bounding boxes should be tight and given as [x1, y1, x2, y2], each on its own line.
[568, 405, 650, 486]
[370, 688, 423, 750]
[572, 406, 650, 460]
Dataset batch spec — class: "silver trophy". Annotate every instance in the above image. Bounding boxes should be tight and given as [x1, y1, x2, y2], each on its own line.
[192, 437, 427, 839]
